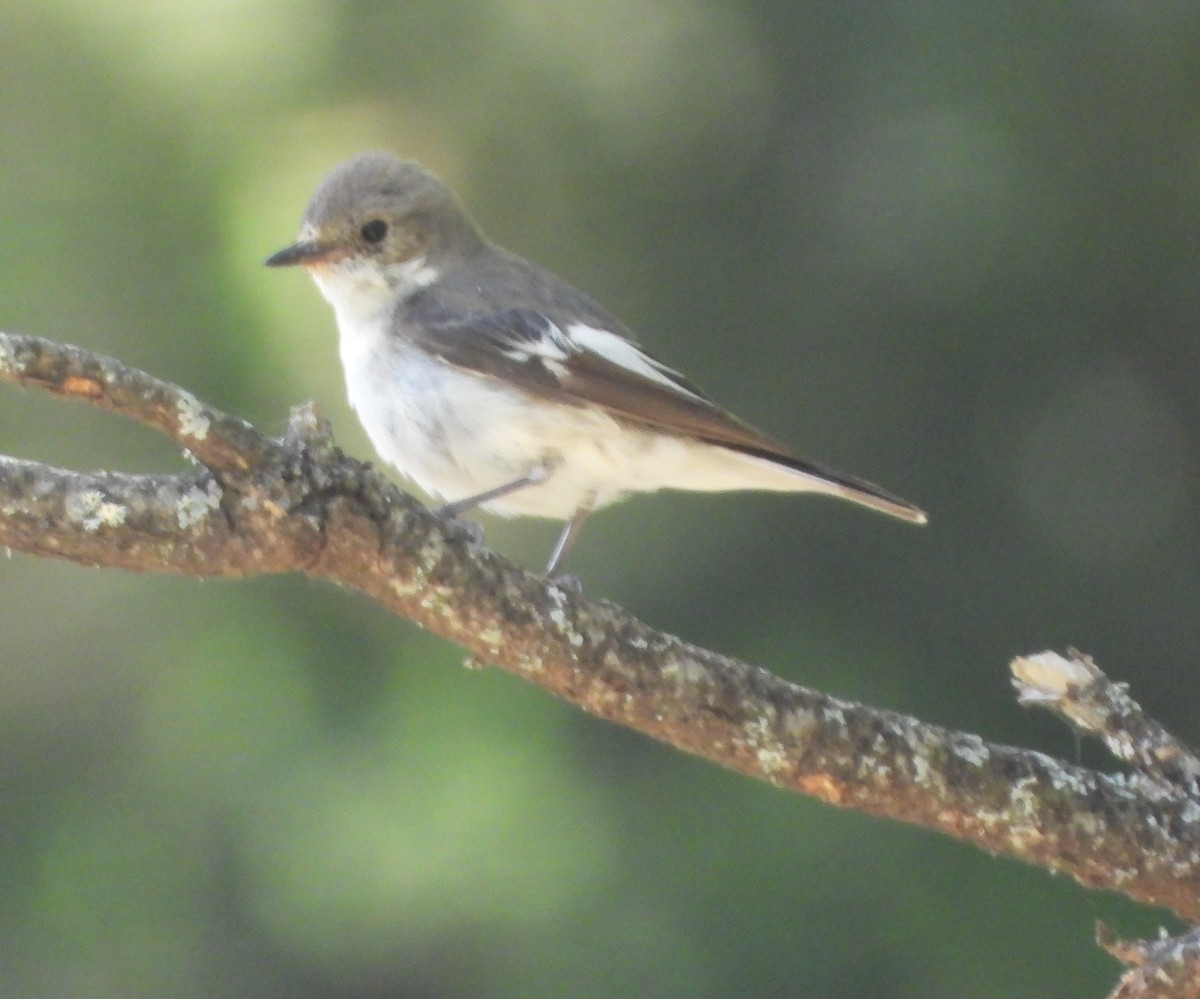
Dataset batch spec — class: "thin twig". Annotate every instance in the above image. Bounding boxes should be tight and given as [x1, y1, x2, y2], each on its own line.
[1013, 649, 1200, 795]
[1099, 923, 1200, 999]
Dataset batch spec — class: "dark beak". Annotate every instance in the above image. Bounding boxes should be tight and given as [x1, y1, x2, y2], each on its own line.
[264, 239, 334, 268]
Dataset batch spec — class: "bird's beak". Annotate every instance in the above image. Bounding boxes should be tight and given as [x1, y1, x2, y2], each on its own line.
[264, 239, 339, 268]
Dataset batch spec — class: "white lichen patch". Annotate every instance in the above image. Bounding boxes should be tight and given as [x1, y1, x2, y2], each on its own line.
[176, 480, 221, 529]
[951, 733, 989, 768]
[417, 537, 448, 574]
[820, 704, 847, 728]
[739, 716, 789, 782]
[418, 585, 453, 613]
[476, 621, 505, 652]
[175, 391, 210, 441]
[0, 336, 15, 371]
[388, 576, 424, 598]
[780, 706, 817, 739]
[1010, 774, 1040, 814]
[545, 583, 568, 623]
[514, 654, 544, 674]
[659, 652, 709, 686]
[544, 583, 585, 647]
[65, 489, 128, 531]
[756, 744, 788, 778]
[1003, 821, 1043, 851]
[1104, 771, 1143, 799]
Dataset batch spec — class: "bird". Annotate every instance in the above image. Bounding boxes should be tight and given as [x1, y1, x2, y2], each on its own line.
[266, 152, 926, 577]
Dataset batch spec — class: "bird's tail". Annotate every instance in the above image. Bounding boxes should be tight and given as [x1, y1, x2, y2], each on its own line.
[734, 445, 928, 524]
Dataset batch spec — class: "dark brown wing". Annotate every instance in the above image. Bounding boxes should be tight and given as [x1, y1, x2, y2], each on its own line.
[410, 309, 784, 445]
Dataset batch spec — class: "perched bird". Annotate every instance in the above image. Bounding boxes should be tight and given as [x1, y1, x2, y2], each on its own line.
[267, 152, 926, 576]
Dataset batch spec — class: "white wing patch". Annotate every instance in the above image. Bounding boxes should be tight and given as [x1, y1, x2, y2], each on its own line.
[500, 316, 574, 363]
[566, 323, 705, 401]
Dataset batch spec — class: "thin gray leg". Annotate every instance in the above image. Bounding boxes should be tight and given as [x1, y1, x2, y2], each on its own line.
[544, 500, 594, 578]
[435, 463, 552, 520]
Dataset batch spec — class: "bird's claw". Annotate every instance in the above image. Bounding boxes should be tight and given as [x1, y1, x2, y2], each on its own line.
[435, 508, 485, 548]
[549, 572, 583, 594]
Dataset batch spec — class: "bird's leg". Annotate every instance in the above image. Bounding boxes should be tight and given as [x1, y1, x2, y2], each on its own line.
[435, 462, 554, 520]
[544, 498, 595, 582]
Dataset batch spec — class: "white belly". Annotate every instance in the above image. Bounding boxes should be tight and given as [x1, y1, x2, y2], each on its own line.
[336, 312, 835, 520]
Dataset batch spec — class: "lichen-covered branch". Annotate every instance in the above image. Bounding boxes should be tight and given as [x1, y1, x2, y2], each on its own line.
[1100, 923, 1200, 999]
[2, 332, 1199, 935]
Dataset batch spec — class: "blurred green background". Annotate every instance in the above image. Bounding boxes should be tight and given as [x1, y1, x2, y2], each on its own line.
[1, 2, 1196, 996]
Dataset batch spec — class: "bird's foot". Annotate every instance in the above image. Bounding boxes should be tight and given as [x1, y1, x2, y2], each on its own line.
[548, 572, 584, 594]
[434, 507, 485, 549]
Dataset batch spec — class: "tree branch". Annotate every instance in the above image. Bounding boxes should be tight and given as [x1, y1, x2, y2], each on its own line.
[3, 334, 1199, 951]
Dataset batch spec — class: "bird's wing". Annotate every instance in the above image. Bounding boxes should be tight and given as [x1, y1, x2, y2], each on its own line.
[410, 309, 925, 523]
[412, 308, 778, 450]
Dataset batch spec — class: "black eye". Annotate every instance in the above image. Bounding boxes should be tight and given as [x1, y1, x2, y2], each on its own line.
[360, 219, 388, 244]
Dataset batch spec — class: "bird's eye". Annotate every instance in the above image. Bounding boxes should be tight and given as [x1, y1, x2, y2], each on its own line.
[360, 219, 388, 244]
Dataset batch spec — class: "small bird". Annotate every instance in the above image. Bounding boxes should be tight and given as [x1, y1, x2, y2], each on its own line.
[267, 152, 926, 576]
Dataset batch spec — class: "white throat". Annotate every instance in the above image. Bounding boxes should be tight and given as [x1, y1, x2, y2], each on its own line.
[311, 254, 439, 331]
